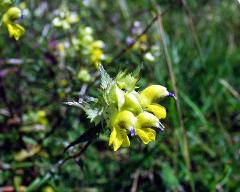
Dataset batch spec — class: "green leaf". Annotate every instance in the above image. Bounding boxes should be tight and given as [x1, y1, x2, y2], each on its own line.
[116, 70, 139, 92]
[84, 105, 103, 125]
[64, 101, 83, 108]
[99, 64, 114, 90]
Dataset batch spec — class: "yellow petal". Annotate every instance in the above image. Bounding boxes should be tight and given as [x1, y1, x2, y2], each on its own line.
[112, 130, 123, 151]
[136, 112, 159, 129]
[109, 126, 130, 151]
[136, 128, 156, 144]
[146, 103, 166, 119]
[120, 129, 130, 147]
[112, 110, 137, 130]
[109, 126, 117, 146]
[109, 126, 123, 151]
[7, 23, 25, 40]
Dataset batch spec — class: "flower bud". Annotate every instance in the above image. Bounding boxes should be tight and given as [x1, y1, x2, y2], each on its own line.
[109, 85, 125, 109]
[116, 72, 138, 92]
[0, 0, 13, 10]
[77, 69, 91, 82]
[121, 92, 142, 115]
[3, 7, 22, 23]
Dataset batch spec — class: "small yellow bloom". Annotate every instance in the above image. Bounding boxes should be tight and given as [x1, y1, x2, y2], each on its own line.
[57, 43, 65, 53]
[37, 110, 46, 118]
[36, 110, 48, 125]
[135, 112, 159, 144]
[52, 10, 79, 30]
[91, 40, 105, 49]
[59, 79, 68, 86]
[77, 69, 91, 82]
[109, 126, 130, 151]
[2, 7, 25, 40]
[5, 23, 25, 40]
[109, 110, 137, 151]
[139, 85, 171, 107]
[90, 48, 104, 68]
[136, 127, 156, 144]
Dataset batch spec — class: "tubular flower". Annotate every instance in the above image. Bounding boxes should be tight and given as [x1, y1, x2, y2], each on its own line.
[2, 7, 25, 40]
[72, 26, 107, 69]
[139, 85, 175, 107]
[109, 110, 137, 151]
[76, 65, 175, 151]
[121, 92, 142, 115]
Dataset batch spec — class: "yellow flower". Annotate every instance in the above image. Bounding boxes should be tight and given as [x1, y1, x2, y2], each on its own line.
[90, 48, 105, 68]
[136, 111, 159, 129]
[52, 9, 79, 30]
[2, 7, 25, 40]
[77, 69, 91, 82]
[109, 126, 130, 151]
[139, 85, 175, 107]
[136, 127, 156, 144]
[5, 23, 25, 40]
[36, 110, 48, 125]
[135, 112, 161, 144]
[109, 110, 137, 151]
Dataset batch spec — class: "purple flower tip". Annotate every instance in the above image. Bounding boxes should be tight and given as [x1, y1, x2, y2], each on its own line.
[168, 92, 177, 99]
[130, 128, 135, 137]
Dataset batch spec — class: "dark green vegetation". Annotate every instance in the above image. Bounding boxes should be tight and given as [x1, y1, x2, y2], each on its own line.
[0, 0, 239, 191]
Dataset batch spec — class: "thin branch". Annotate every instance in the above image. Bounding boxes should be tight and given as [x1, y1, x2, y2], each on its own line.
[131, 169, 140, 192]
[109, 11, 166, 64]
[59, 140, 92, 168]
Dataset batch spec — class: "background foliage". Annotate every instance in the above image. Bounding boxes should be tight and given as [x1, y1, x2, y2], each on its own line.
[0, 0, 239, 191]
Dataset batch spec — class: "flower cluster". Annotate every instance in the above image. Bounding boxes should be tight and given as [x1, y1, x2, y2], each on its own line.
[77, 66, 175, 151]
[72, 26, 106, 68]
[52, 6, 79, 30]
[0, 2, 25, 40]
[126, 20, 161, 63]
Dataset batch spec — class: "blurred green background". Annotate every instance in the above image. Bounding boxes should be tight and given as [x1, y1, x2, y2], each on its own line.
[0, 0, 239, 191]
